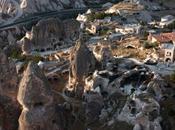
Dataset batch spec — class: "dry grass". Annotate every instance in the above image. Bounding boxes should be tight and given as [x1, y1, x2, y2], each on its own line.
[110, 2, 144, 12]
[111, 37, 152, 60]
[112, 47, 147, 60]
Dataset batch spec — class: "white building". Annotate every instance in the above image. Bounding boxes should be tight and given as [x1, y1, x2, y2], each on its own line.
[115, 24, 141, 35]
[76, 14, 87, 22]
[164, 44, 175, 62]
[160, 15, 175, 27]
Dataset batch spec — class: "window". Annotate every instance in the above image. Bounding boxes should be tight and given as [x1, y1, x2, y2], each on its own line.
[166, 52, 172, 56]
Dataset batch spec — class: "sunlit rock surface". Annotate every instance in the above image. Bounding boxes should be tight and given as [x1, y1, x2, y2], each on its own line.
[20, 18, 80, 55]
[20, 0, 86, 14]
[17, 62, 68, 130]
[66, 36, 98, 97]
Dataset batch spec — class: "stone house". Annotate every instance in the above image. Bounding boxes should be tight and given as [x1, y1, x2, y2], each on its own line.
[160, 15, 175, 27]
[164, 44, 175, 62]
[148, 32, 175, 62]
[115, 23, 141, 35]
[87, 22, 101, 34]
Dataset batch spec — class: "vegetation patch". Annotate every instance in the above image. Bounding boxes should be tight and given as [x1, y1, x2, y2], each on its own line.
[10, 49, 44, 63]
[170, 71, 175, 82]
[142, 41, 158, 49]
[87, 12, 115, 21]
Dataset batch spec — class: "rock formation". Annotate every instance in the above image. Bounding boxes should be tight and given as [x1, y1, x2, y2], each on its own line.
[0, 49, 20, 130]
[63, 19, 81, 42]
[20, 18, 80, 55]
[81, 57, 174, 130]
[93, 42, 113, 69]
[20, 0, 86, 14]
[66, 36, 97, 97]
[0, 49, 18, 99]
[17, 62, 68, 130]
[84, 92, 103, 125]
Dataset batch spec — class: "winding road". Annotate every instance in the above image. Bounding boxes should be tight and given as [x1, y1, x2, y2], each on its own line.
[0, 6, 101, 30]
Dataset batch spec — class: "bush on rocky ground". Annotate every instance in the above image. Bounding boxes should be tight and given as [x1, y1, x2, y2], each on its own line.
[143, 41, 158, 49]
[170, 71, 175, 82]
[87, 12, 115, 21]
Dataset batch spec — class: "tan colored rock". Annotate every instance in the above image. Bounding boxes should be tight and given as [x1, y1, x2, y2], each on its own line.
[67, 36, 97, 96]
[21, 18, 80, 54]
[63, 19, 80, 42]
[85, 93, 103, 124]
[0, 49, 18, 98]
[17, 62, 53, 108]
[20, 0, 86, 14]
[18, 62, 67, 130]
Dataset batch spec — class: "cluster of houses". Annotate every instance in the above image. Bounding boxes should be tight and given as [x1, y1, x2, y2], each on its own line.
[79, 4, 175, 64]
[148, 32, 175, 62]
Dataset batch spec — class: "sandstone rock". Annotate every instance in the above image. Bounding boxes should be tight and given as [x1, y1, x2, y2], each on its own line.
[0, 49, 20, 130]
[85, 93, 103, 125]
[21, 37, 32, 55]
[21, 18, 80, 54]
[84, 70, 110, 93]
[0, 49, 18, 98]
[7, 31, 16, 45]
[17, 62, 53, 108]
[67, 36, 97, 96]
[17, 62, 67, 130]
[63, 19, 80, 42]
[32, 18, 63, 49]
[20, 0, 86, 14]
[0, 95, 20, 130]
[93, 43, 112, 69]
[133, 124, 142, 130]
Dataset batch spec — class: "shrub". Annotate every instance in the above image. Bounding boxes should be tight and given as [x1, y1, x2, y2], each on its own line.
[170, 71, 175, 82]
[143, 41, 158, 49]
[87, 12, 115, 21]
[10, 49, 24, 60]
[99, 29, 108, 36]
[31, 55, 44, 63]
[24, 54, 44, 63]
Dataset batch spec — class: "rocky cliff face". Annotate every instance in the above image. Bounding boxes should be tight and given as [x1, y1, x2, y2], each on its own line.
[20, 0, 86, 14]
[66, 36, 98, 97]
[20, 18, 80, 55]
[0, 49, 20, 130]
[0, 49, 18, 99]
[17, 62, 68, 130]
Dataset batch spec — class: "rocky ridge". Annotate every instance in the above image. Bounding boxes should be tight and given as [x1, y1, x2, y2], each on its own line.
[20, 0, 86, 14]
[17, 62, 70, 130]
[0, 49, 20, 130]
[20, 18, 80, 55]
